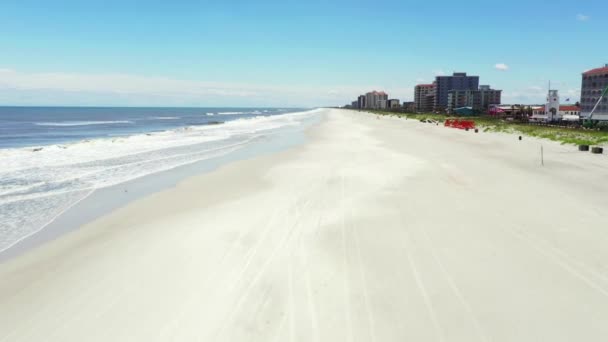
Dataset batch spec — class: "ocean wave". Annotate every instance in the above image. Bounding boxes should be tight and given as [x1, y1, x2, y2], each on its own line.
[148, 116, 179, 120]
[206, 113, 215, 116]
[0, 108, 321, 253]
[34, 120, 133, 127]
[218, 112, 245, 115]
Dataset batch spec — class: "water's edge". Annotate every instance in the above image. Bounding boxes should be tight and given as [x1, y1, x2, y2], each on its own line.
[0, 112, 323, 262]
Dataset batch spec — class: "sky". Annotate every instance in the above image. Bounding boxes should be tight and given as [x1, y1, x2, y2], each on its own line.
[0, 0, 606, 107]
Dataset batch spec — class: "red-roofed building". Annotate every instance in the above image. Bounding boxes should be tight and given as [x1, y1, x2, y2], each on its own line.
[581, 64, 608, 120]
[532, 104, 580, 121]
[559, 105, 580, 113]
[583, 66, 608, 77]
[364, 90, 389, 109]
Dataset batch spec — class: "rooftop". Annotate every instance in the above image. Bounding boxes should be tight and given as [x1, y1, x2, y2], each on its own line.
[583, 65, 608, 76]
[532, 106, 580, 111]
[367, 90, 387, 95]
[559, 105, 580, 111]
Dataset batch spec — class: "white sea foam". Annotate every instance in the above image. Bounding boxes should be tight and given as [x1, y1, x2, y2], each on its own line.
[218, 111, 245, 115]
[149, 116, 179, 120]
[0, 109, 321, 253]
[206, 113, 215, 116]
[34, 120, 133, 127]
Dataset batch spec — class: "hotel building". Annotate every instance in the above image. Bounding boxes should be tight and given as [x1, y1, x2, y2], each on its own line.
[414, 83, 435, 112]
[580, 64, 608, 121]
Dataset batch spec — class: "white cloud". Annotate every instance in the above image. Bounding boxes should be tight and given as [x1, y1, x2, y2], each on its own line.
[576, 14, 590, 21]
[0, 68, 366, 107]
[495, 63, 509, 71]
[433, 69, 446, 76]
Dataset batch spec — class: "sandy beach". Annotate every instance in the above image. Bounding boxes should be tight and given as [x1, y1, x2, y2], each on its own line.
[2, 108, 608, 341]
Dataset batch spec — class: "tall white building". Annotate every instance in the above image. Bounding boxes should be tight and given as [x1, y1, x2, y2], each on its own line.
[545, 90, 560, 121]
[364, 91, 388, 109]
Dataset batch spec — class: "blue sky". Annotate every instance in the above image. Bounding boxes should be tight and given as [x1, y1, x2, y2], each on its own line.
[0, 0, 606, 107]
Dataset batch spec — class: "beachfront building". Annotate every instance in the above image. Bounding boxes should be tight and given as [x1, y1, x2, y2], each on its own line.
[479, 85, 502, 109]
[364, 91, 389, 109]
[532, 105, 581, 121]
[435, 72, 479, 111]
[414, 83, 435, 112]
[447, 90, 479, 113]
[560, 106, 581, 118]
[580, 64, 608, 121]
[357, 95, 366, 109]
[530, 89, 581, 122]
[446, 85, 502, 113]
[388, 99, 401, 109]
[489, 105, 517, 116]
[546, 89, 560, 121]
[531, 106, 543, 117]
[530, 89, 559, 122]
[402, 101, 416, 112]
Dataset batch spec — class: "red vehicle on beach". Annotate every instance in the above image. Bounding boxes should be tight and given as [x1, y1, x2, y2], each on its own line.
[444, 119, 476, 130]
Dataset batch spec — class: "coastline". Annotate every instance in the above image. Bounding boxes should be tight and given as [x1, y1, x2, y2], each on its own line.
[0, 110, 323, 261]
[2, 109, 608, 341]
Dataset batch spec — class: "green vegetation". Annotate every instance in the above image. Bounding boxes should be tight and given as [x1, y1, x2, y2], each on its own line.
[360, 109, 608, 146]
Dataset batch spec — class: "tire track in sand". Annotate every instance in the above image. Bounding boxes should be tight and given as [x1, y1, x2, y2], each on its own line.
[396, 206, 445, 342]
[341, 173, 355, 342]
[416, 222, 490, 342]
[213, 195, 313, 341]
[350, 205, 378, 341]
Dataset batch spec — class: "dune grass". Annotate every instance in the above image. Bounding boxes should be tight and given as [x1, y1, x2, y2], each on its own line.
[363, 109, 608, 146]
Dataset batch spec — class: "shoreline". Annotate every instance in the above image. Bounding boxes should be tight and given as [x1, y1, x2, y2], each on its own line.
[2, 109, 608, 341]
[0, 111, 323, 262]
[0, 107, 309, 149]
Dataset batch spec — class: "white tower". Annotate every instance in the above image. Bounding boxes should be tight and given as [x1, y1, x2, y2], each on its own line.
[546, 89, 560, 121]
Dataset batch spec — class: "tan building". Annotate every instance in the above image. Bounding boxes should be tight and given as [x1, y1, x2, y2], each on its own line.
[364, 91, 388, 109]
[414, 83, 435, 112]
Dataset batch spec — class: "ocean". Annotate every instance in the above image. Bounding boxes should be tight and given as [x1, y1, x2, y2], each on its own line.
[0, 106, 318, 253]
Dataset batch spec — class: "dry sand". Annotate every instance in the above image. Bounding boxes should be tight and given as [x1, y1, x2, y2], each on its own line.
[2, 109, 608, 341]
